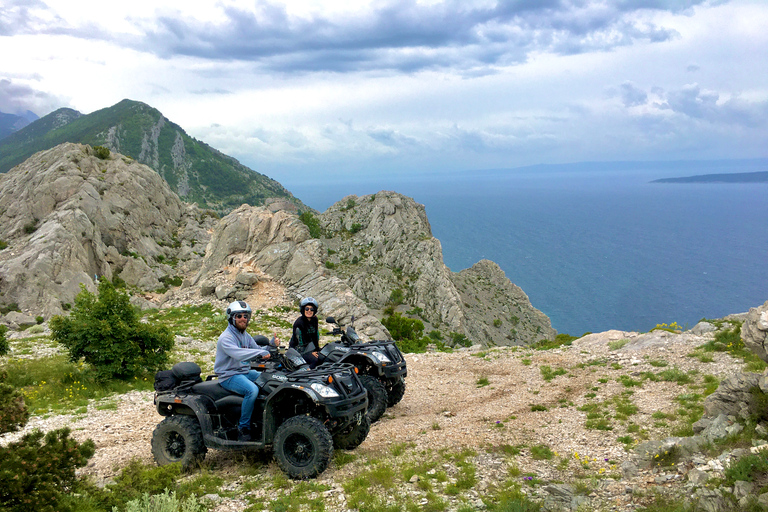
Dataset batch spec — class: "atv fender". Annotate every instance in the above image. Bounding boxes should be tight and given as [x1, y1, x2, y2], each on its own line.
[155, 394, 217, 439]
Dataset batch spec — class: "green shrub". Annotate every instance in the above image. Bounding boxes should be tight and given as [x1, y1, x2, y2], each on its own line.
[724, 453, 768, 484]
[92, 145, 111, 159]
[324, 261, 336, 269]
[382, 312, 424, 343]
[450, 332, 471, 348]
[122, 490, 205, 512]
[23, 220, 38, 234]
[388, 288, 405, 306]
[0, 382, 29, 434]
[0, 303, 20, 315]
[0, 324, 8, 355]
[0, 239, 7, 250]
[50, 280, 174, 381]
[0, 428, 95, 512]
[299, 211, 324, 238]
[349, 222, 363, 234]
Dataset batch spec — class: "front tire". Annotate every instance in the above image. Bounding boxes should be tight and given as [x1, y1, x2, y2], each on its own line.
[273, 415, 333, 479]
[333, 413, 371, 450]
[151, 416, 207, 469]
[359, 375, 387, 423]
[386, 377, 406, 407]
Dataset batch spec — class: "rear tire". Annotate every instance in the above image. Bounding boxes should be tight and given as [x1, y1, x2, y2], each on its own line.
[386, 377, 406, 407]
[359, 375, 387, 423]
[151, 416, 207, 469]
[273, 415, 333, 479]
[332, 413, 371, 450]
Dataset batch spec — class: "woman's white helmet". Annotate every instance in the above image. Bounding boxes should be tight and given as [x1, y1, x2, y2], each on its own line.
[226, 300, 252, 324]
[299, 297, 319, 312]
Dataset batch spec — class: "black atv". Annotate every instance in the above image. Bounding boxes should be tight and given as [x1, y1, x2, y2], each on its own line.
[151, 342, 369, 479]
[317, 317, 407, 423]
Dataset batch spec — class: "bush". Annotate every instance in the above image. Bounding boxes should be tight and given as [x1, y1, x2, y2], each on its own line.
[299, 211, 324, 238]
[0, 239, 7, 250]
[92, 145, 111, 159]
[122, 490, 205, 512]
[0, 428, 95, 512]
[0, 381, 29, 434]
[0, 324, 8, 355]
[388, 288, 405, 306]
[450, 332, 471, 348]
[50, 280, 174, 381]
[382, 312, 424, 343]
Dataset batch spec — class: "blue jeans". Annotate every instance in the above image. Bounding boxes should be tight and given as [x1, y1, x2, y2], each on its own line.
[220, 370, 261, 430]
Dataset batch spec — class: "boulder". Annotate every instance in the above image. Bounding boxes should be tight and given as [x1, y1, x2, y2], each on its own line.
[4, 311, 37, 328]
[743, 300, 768, 363]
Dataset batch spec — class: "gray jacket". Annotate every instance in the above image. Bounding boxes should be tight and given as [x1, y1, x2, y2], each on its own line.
[214, 324, 269, 381]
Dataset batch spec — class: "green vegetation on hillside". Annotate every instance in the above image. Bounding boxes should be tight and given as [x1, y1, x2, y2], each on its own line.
[0, 99, 307, 214]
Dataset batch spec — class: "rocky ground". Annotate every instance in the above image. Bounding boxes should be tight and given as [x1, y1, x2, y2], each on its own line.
[1, 311, 757, 511]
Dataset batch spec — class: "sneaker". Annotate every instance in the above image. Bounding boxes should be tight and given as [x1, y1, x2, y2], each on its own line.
[237, 427, 252, 442]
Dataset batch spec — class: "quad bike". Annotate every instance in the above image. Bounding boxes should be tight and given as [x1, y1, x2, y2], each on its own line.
[316, 317, 407, 423]
[151, 339, 369, 479]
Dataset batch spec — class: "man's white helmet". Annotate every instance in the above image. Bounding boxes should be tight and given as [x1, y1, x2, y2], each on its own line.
[226, 300, 252, 324]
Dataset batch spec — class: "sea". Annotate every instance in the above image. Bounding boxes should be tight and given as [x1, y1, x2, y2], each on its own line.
[281, 160, 768, 336]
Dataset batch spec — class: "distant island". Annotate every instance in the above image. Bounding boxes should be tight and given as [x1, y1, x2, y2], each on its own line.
[652, 171, 768, 183]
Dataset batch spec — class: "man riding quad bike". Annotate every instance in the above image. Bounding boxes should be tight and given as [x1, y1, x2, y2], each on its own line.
[151, 339, 369, 479]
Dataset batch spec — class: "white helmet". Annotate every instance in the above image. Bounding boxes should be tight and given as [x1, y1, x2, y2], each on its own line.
[226, 300, 252, 324]
[299, 297, 319, 312]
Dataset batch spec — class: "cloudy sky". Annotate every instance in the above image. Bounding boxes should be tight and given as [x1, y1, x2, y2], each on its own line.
[1, 0, 767, 181]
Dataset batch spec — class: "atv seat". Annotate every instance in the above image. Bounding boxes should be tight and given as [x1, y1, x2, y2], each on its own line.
[192, 380, 244, 409]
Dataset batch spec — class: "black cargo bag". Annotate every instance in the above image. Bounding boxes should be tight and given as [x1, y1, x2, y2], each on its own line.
[154, 370, 177, 392]
[172, 362, 202, 384]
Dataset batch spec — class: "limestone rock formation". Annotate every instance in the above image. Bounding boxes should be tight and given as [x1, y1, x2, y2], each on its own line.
[316, 192, 555, 346]
[0, 143, 214, 319]
[743, 300, 768, 363]
[192, 204, 389, 340]
[452, 259, 556, 346]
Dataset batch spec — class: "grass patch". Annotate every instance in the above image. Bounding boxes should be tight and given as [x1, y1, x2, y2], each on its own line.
[608, 339, 630, 350]
[1, 355, 153, 414]
[540, 365, 567, 382]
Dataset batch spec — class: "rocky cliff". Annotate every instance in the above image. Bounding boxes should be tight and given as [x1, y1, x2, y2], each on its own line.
[0, 143, 213, 318]
[315, 192, 556, 345]
[0, 143, 554, 346]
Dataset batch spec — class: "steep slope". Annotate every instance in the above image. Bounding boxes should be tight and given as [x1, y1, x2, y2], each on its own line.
[0, 110, 40, 140]
[0, 100, 306, 213]
[0, 143, 214, 318]
[315, 191, 556, 346]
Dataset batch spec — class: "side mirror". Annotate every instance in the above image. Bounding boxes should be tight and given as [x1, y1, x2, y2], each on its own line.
[325, 316, 336, 324]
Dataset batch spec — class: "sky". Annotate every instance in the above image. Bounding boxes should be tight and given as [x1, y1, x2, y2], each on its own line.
[1, 0, 767, 182]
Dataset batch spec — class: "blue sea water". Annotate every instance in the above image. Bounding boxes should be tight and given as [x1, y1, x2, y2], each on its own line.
[282, 162, 768, 335]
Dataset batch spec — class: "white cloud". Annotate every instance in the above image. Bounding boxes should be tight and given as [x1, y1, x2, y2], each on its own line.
[1, 0, 766, 179]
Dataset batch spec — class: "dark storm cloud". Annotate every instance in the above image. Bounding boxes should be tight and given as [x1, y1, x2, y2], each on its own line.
[132, 0, 718, 73]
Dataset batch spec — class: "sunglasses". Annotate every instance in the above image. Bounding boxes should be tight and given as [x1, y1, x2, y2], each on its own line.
[303, 306, 317, 312]
[234, 313, 250, 319]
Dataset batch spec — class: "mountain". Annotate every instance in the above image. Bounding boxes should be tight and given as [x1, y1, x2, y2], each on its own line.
[651, 171, 768, 183]
[0, 99, 306, 213]
[0, 143, 554, 346]
[0, 110, 39, 140]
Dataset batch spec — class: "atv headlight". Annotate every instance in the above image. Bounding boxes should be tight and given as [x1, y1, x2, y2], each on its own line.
[310, 383, 339, 398]
[370, 351, 391, 363]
